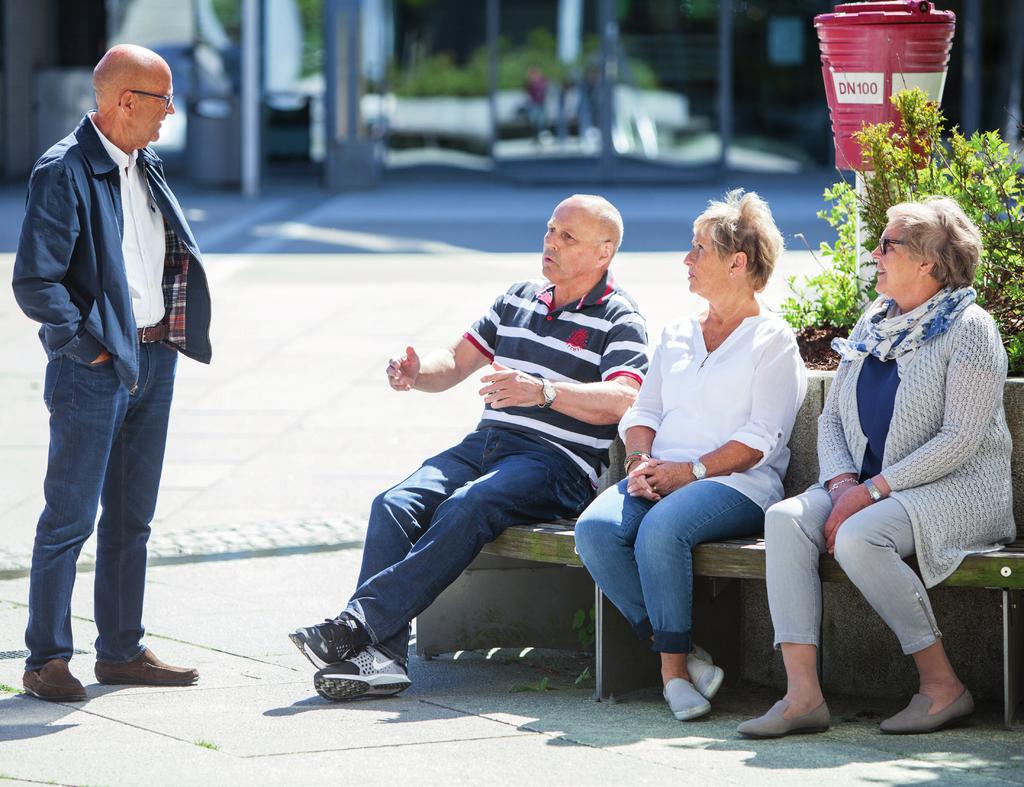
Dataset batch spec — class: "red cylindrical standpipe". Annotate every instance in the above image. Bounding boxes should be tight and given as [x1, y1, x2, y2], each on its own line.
[815, 1, 955, 170]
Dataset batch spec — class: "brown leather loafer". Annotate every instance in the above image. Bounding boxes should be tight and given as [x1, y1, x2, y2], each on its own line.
[94, 648, 199, 686]
[23, 659, 87, 702]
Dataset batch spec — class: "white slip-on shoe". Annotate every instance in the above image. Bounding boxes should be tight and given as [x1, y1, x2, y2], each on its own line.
[663, 677, 711, 721]
[687, 645, 724, 700]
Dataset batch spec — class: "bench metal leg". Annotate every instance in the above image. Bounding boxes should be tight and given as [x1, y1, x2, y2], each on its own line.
[1004, 589, 1023, 728]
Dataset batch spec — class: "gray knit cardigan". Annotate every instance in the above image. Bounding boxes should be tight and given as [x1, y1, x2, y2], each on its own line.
[817, 302, 1015, 587]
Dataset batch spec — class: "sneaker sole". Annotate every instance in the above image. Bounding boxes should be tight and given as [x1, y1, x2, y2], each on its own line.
[694, 666, 724, 700]
[314, 673, 411, 702]
[288, 632, 332, 670]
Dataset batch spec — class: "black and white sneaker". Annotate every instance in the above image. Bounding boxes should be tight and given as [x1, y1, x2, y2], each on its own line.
[289, 616, 367, 669]
[313, 646, 411, 701]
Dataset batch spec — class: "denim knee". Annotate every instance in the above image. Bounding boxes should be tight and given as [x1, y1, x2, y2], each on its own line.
[633, 520, 685, 563]
[573, 513, 608, 565]
[369, 487, 418, 534]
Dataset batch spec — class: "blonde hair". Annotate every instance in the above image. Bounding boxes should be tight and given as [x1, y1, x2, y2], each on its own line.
[693, 189, 784, 292]
[885, 197, 980, 288]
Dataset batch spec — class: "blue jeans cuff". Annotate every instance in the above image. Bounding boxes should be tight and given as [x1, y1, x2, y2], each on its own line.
[652, 630, 691, 654]
[632, 619, 653, 642]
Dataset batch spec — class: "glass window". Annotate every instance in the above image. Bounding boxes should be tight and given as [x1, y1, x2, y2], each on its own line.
[493, 0, 603, 163]
[616, 0, 720, 167]
[107, 0, 203, 154]
[383, 0, 490, 170]
[731, 1, 831, 171]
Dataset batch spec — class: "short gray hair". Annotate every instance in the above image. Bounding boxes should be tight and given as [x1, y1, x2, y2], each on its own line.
[885, 198, 980, 288]
[693, 189, 784, 292]
[568, 194, 624, 254]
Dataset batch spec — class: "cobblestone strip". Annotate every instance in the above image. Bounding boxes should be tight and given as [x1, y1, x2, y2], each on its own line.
[0, 518, 367, 580]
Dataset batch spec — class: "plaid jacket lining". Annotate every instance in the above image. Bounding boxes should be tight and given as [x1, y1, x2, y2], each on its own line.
[161, 219, 190, 349]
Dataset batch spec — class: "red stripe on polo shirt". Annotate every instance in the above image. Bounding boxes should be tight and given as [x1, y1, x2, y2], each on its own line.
[463, 332, 495, 361]
[605, 370, 644, 386]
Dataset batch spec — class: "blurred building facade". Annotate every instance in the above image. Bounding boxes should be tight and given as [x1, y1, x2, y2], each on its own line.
[1, 0, 1021, 187]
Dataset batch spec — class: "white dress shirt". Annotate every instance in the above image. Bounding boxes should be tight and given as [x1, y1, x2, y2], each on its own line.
[619, 312, 808, 510]
[89, 115, 166, 328]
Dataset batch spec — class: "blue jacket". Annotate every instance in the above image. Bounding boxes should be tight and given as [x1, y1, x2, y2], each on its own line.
[12, 115, 212, 390]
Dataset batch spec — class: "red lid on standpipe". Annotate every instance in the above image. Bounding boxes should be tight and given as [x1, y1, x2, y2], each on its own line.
[815, 1, 954, 27]
[815, 1, 955, 169]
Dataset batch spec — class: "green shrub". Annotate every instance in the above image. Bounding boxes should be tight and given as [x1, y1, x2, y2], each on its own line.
[781, 88, 1024, 375]
[780, 180, 875, 332]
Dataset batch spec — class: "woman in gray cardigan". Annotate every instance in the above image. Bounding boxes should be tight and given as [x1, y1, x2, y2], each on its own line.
[739, 198, 1014, 738]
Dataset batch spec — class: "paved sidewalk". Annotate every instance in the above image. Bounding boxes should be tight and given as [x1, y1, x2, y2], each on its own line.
[2, 552, 1022, 786]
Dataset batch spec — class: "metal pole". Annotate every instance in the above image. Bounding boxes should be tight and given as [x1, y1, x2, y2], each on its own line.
[241, 0, 260, 197]
[855, 171, 866, 285]
[598, 0, 615, 181]
[961, 0, 981, 137]
[487, 0, 499, 160]
[717, 0, 733, 173]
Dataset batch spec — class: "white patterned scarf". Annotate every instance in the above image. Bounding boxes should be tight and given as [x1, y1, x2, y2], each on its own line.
[831, 287, 977, 362]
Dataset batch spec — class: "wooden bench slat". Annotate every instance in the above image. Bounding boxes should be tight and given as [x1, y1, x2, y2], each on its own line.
[484, 526, 1024, 589]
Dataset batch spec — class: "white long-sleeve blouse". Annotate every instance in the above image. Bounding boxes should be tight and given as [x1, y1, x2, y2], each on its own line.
[619, 312, 808, 510]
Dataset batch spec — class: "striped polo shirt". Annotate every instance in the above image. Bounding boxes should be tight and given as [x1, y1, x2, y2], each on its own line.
[464, 272, 649, 485]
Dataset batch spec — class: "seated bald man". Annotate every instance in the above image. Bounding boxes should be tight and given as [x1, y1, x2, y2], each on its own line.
[289, 194, 649, 701]
[13, 45, 212, 701]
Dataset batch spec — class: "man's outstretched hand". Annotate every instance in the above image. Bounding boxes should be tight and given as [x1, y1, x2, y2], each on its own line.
[386, 346, 421, 391]
[478, 362, 545, 409]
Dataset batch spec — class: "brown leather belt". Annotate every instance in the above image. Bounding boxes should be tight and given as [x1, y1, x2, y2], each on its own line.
[138, 323, 168, 343]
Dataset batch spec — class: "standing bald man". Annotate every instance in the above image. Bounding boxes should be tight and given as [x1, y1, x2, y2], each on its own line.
[13, 45, 211, 701]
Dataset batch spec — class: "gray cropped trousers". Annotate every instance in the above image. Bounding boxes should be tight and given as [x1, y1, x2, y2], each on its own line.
[765, 487, 942, 655]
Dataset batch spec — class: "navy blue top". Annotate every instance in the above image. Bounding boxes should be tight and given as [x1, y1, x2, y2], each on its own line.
[857, 354, 901, 480]
[12, 115, 212, 391]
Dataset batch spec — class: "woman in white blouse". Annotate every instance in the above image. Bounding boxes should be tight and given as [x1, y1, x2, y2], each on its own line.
[575, 190, 807, 722]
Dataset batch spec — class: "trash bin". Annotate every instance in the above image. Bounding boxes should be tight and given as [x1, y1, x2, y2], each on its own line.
[815, 1, 955, 170]
[186, 96, 242, 186]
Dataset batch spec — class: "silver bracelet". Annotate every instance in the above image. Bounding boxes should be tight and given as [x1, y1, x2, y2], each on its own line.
[827, 477, 856, 492]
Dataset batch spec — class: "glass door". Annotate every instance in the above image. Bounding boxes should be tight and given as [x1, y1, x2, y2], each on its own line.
[613, 0, 721, 168]
[492, 0, 603, 164]
[382, 0, 491, 171]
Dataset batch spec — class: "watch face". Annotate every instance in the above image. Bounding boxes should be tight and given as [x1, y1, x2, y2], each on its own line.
[693, 460, 707, 479]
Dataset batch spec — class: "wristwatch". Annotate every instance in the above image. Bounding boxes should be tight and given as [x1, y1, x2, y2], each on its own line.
[691, 459, 707, 480]
[864, 477, 883, 502]
[539, 378, 557, 408]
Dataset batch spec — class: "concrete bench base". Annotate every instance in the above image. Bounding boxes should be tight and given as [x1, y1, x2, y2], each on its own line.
[416, 373, 1024, 727]
[417, 526, 1024, 728]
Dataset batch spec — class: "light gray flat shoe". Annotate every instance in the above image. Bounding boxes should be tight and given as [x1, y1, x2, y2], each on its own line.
[687, 646, 724, 700]
[664, 678, 711, 721]
[880, 689, 974, 734]
[737, 699, 830, 738]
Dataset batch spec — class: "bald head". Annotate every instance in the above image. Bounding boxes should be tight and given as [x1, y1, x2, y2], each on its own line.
[93, 45, 170, 108]
[559, 194, 624, 254]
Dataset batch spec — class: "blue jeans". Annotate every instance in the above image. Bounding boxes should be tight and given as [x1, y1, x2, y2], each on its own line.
[25, 344, 177, 670]
[575, 479, 763, 653]
[344, 428, 594, 664]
